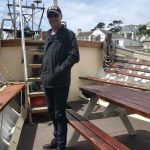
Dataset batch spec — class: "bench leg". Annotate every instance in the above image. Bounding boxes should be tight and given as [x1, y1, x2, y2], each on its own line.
[67, 97, 98, 147]
[116, 107, 136, 135]
[67, 131, 80, 147]
[83, 97, 98, 119]
[103, 103, 117, 118]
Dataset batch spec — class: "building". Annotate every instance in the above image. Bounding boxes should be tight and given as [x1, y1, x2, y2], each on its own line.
[143, 37, 150, 53]
[112, 33, 143, 49]
[146, 21, 150, 30]
[76, 28, 108, 42]
[120, 25, 139, 40]
[77, 28, 142, 50]
[76, 29, 93, 41]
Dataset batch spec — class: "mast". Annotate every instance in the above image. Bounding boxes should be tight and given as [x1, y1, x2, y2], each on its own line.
[53, 0, 58, 6]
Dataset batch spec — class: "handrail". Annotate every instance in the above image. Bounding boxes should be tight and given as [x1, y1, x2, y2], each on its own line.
[18, 0, 28, 81]
[115, 46, 150, 61]
[116, 46, 150, 56]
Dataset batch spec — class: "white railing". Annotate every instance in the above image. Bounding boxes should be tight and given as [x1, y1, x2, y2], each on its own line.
[18, 0, 28, 81]
[115, 46, 150, 61]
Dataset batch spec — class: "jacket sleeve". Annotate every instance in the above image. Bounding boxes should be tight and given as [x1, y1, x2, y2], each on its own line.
[55, 32, 80, 75]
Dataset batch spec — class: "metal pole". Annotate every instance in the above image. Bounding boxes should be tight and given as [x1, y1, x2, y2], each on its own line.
[13, 0, 17, 38]
[32, 4, 34, 31]
[38, 6, 45, 30]
[53, 0, 58, 6]
[18, 0, 28, 81]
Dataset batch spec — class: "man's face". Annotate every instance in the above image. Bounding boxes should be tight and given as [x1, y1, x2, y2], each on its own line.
[47, 12, 62, 28]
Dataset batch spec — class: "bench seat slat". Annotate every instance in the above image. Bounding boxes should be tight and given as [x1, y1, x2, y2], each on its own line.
[116, 60, 150, 66]
[67, 112, 115, 150]
[67, 109, 130, 150]
[111, 64, 150, 73]
[128, 61, 150, 66]
[106, 68, 150, 80]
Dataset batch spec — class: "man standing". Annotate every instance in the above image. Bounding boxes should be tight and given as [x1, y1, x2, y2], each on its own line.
[40, 6, 79, 150]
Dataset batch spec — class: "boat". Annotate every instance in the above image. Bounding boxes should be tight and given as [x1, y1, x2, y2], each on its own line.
[0, 0, 150, 150]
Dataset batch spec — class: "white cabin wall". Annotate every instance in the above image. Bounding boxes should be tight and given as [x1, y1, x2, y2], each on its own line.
[0, 40, 103, 101]
[0, 47, 24, 81]
[68, 46, 103, 101]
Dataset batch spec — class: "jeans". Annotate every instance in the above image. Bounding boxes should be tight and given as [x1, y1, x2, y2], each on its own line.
[45, 87, 69, 150]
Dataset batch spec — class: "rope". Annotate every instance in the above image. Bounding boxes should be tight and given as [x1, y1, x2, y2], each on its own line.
[102, 39, 116, 68]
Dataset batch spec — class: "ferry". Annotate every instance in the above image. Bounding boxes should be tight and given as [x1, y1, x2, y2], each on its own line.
[0, 0, 150, 150]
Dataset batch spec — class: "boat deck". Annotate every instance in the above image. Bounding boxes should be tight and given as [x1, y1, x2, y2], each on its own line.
[17, 100, 150, 150]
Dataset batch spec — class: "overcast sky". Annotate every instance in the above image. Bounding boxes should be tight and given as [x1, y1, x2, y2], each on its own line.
[0, 0, 150, 33]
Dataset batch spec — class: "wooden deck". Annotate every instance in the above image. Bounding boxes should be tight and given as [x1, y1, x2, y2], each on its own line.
[17, 100, 150, 150]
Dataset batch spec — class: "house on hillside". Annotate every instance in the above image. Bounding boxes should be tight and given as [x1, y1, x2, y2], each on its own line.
[143, 37, 150, 53]
[120, 25, 138, 40]
[146, 21, 150, 30]
[112, 33, 143, 50]
[76, 29, 93, 41]
[76, 28, 143, 50]
[76, 28, 108, 42]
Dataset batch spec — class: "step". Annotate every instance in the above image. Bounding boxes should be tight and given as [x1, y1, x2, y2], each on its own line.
[28, 77, 40, 82]
[31, 106, 48, 113]
[28, 64, 41, 68]
[27, 50, 44, 55]
[29, 91, 45, 97]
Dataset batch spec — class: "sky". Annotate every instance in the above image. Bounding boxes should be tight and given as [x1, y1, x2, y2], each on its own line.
[0, 0, 150, 33]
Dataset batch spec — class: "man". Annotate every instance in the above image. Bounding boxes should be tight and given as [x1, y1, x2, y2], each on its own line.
[40, 5, 79, 150]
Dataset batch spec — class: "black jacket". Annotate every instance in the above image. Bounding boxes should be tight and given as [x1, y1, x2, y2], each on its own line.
[40, 26, 80, 88]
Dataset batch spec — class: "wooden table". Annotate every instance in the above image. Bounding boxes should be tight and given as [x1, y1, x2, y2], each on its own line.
[0, 84, 25, 112]
[68, 84, 150, 147]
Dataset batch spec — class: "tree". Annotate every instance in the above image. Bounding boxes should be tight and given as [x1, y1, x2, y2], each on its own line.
[108, 20, 123, 33]
[91, 22, 105, 31]
[96, 22, 105, 29]
[137, 25, 150, 35]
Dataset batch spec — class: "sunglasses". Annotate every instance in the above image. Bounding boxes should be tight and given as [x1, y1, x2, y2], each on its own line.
[48, 13, 59, 19]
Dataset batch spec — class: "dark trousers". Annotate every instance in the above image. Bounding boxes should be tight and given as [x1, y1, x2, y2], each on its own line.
[45, 87, 69, 150]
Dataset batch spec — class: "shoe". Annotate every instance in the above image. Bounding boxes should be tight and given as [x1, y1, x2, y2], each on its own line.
[43, 139, 57, 149]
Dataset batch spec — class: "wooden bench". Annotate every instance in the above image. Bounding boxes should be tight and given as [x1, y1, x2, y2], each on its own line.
[79, 76, 150, 91]
[0, 83, 25, 112]
[66, 109, 130, 150]
[115, 59, 150, 66]
[121, 60, 150, 66]
[79, 60, 150, 92]
[105, 68, 150, 80]
[0, 83, 26, 149]
[111, 63, 150, 73]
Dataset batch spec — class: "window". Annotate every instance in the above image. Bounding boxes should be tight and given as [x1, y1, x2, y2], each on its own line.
[114, 40, 119, 45]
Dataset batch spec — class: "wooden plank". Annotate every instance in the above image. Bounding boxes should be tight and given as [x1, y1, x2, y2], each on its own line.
[67, 112, 116, 150]
[128, 61, 150, 66]
[67, 109, 130, 150]
[79, 76, 150, 91]
[28, 64, 42, 68]
[97, 92, 150, 119]
[1, 39, 21, 47]
[0, 84, 25, 112]
[31, 106, 48, 113]
[114, 60, 150, 66]
[25, 39, 45, 46]
[28, 77, 40, 82]
[77, 40, 103, 49]
[111, 64, 150, 73]
[29, 91, 45, 97]
[106, 68, 150, 80]
[26, 50, 44, 55]
[97, 86, 150, 108]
